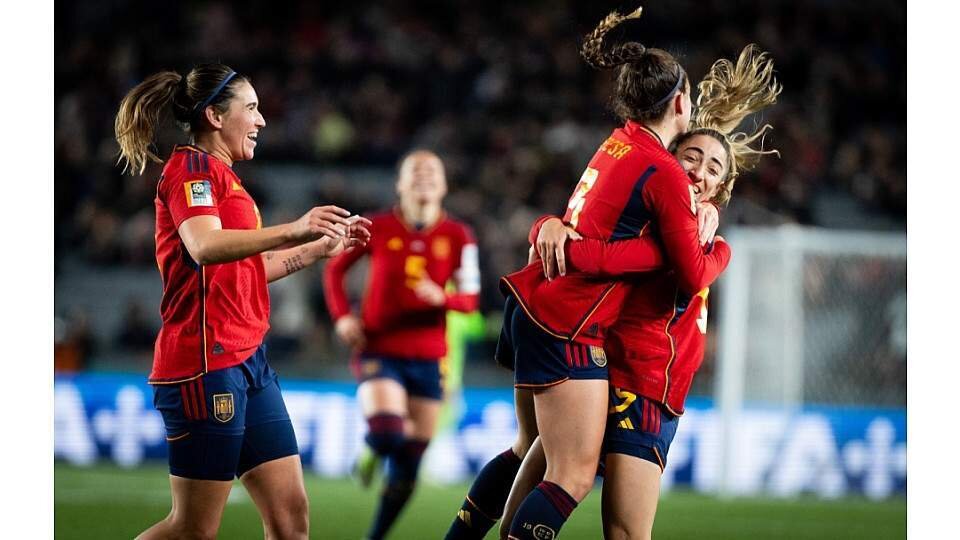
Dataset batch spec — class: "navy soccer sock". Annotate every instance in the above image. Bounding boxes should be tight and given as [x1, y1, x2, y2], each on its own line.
[364, 413, 405, 457]
[507, 481, 578, 540]
[444, 448, 523, 539]
[367, 439, 429, 540]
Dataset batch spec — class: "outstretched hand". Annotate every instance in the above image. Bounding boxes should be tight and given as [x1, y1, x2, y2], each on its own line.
[315, 215, 372, 258]
[289, 205, 355, 242]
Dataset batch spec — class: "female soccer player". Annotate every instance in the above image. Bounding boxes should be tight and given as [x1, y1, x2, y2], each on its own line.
[507, 45, 782, 540]
[114, 63, 371, 540]
[323, 149, 480, 540]
[448, 7, 732, 540]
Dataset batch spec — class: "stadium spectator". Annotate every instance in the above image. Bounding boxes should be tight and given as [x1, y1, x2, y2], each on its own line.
[55, 0, 905, 379]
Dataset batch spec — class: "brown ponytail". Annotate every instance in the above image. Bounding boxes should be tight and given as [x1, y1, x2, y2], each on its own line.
[114, 63, 247, 175]
[580, 6, 688, 123]
[114, 71, 182, 175]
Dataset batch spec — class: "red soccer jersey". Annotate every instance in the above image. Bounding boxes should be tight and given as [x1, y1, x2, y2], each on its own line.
[607, 277, 711, 415]
[150, 145, 270, 383]
[501, 120, 731, 347]
[529, 217, 724, 415]
[323, 209, 480, 361]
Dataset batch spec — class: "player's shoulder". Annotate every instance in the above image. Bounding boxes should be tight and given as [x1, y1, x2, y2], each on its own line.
[438, 212, 476, 241]
[160, 145, 228, 189]
[640, 145, 687, 190]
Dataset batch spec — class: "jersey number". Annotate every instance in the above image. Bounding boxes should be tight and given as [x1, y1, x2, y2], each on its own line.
[609, 387, 637, 414]
[405, 255, 428, 288]
[567, 167, 599, 227]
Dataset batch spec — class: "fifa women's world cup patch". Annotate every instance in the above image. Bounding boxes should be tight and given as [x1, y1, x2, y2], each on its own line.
[184, 180, 214, 207]
[212, 393, 235, 422]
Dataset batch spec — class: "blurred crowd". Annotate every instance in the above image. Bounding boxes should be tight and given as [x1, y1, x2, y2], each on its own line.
[55, 0, 906, 390]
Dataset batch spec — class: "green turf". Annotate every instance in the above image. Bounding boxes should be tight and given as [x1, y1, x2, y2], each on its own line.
[54, 463, 905, 539]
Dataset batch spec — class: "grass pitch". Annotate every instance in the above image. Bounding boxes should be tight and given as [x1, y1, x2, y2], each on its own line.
[55, 463, 905, 539]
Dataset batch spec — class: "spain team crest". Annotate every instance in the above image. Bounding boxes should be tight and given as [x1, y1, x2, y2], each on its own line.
[213, 393, 235, 423]
[589, 345, 608, 367]
[431, 237, 451, 259]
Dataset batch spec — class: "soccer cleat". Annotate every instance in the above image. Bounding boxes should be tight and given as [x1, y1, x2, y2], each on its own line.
[352, 445, 382, 489]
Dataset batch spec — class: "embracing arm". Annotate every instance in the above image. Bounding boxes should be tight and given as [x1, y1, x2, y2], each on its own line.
[530, 216, 666, 278]
[643, 172, 731, 294]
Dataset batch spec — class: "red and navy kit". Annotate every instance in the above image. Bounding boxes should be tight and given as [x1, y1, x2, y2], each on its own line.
[150, 145, 297, 481]
[606, 275, 713, 415]
[501, 120, 730, 349]
[603, 388, 679, 471]
[323, 209, 480, 362]
[153, 344, 299, 480]
[151, 145, 270, 384]
[528, 219, 721, 414]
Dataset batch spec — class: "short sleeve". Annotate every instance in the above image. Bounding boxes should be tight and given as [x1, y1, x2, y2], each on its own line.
[159, 164, 223, 228]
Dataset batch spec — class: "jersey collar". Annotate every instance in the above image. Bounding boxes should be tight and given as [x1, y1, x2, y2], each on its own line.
[623, 120, 666, 148]
[393, 206, 446, 235]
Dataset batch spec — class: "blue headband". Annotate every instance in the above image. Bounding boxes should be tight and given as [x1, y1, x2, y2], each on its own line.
[193, 71, 237, 122]
[648, 68, 684, 110]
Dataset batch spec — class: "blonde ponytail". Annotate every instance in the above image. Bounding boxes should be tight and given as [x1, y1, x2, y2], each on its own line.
[114, 71, 182, 175]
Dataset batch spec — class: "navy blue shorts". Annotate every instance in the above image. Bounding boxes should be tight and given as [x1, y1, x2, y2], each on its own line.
[497, 295, 608, 387]
[603, 387, 679, 471]
[354, 355, 443, 400]
[152, 345, 300, 481]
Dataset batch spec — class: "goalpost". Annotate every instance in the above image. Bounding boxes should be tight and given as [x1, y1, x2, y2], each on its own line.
[714, 225, 906, 497]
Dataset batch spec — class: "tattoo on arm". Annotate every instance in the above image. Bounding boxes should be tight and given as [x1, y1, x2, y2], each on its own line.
[282, 254, 305, 276]
[264, 252, 275, 261]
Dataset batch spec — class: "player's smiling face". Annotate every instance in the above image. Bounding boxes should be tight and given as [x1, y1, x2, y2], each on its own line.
[396, 152, 448, 205]
[218, 80, 265, 162]
[676, 133, 727, 202]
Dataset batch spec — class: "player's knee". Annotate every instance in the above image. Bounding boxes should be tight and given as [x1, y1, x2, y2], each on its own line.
[550, 472, 594, 502]
[365, 413, 406, 457]
[604, 522, 651, 540]
[602, 512, 652, 540]
[262, 490, 309, 539]
[167, 516, 220, 540]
